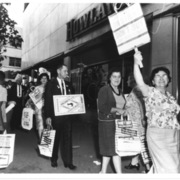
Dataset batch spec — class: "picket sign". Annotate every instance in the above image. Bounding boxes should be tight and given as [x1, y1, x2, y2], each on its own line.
[38, 128, 56, 157]
[108, 3, 150, 68]
[21, 107, 34, 130]
[115, 119, 141, 156]
[0, 134, 15, 169]
[29, 86, 44, 109]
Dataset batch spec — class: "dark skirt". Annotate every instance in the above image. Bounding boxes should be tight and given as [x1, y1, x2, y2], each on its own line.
[98, 120, 117, 156]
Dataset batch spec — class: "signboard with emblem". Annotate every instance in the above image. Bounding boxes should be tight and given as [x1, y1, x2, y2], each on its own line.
[53, 94, 86, 116]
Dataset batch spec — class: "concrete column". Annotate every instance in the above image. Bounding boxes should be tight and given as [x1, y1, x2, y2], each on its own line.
[63, 56, 71, 81]
[31, 69, 34, 82]
[63, 56, 71, 70]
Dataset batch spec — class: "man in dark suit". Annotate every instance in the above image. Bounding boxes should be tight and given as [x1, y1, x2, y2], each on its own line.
[8, 74, 25, 130]
[44, 64, 76, 170]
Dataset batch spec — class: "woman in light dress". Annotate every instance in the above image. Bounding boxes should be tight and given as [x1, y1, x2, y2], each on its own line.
[133, 50, 180, 173]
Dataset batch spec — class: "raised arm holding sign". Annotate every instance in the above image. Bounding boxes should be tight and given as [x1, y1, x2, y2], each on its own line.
[134, 46, 143, 68]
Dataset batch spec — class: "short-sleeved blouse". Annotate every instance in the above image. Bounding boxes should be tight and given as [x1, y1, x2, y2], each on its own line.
[144, 86, 180, 129]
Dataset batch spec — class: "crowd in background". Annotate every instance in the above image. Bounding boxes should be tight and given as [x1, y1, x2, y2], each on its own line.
[0, 47, 180, 174]
[1, 71, 48, 138]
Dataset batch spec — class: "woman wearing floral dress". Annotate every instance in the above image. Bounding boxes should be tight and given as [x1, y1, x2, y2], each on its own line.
[133, 50, 180, 173]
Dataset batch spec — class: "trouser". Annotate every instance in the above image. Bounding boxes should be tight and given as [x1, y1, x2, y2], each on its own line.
[11, 100, 23, 129]
[52, 118, 72, 165]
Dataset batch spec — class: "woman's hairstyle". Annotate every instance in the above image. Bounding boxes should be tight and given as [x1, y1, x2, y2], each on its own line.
[150, 66, 171, 87]
[107, 67, 121, 84]
[128, 72, 136, 87]
[37, 73, 49, 85]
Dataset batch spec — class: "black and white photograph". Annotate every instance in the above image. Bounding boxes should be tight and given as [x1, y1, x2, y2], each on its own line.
[0, 0, 180, 179]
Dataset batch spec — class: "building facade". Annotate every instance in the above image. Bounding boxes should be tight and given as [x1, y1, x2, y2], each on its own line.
[21, 3, 180, 109]
[1, 26, 22, 81]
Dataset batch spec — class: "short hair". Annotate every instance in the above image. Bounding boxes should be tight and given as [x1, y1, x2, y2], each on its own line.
[57, 64, 67, 70]
[37, 73, 49, 85]
[107, 67, 121, 84]
[0, 71, 5, 82]
[128, 72, 136, 87]
[150, 67, 171, 87]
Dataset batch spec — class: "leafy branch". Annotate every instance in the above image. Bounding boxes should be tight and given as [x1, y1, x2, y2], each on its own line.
[0, 3, 23, 66]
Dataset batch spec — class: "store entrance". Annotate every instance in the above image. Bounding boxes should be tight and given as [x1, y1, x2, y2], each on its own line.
[81, 57, 133, 110]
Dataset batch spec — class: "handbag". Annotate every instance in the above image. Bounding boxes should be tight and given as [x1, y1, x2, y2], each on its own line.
[21, 107, 34, 130]
[38, 126, 56, 157]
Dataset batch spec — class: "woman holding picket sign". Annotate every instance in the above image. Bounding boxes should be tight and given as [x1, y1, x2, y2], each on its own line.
[26, 73, 49, 142]
[133, 49, 180, 173]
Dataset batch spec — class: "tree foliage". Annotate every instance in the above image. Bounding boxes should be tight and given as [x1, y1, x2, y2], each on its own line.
[0, 3, 23, 66]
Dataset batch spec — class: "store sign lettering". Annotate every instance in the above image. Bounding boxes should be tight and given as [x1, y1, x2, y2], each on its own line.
[66, 3, 114, 41]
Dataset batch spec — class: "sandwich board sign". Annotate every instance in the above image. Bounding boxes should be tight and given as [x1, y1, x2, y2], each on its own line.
[108, 3, 150, 55]
[53, 94, 86, 116]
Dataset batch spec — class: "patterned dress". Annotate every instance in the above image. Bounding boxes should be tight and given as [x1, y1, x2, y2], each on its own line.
[145, 87, 180, 129]
[124, 86, 151, 163]
[145, 86, 180, 173]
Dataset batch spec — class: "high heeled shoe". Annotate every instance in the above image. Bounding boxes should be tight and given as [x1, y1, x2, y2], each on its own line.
[124, 163, 140, 171]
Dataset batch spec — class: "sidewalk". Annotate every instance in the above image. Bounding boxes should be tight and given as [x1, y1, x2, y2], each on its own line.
[0, 117, 146, 174]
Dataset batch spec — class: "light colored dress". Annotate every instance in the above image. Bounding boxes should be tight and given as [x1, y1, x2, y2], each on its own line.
[145, 86, 180, 173]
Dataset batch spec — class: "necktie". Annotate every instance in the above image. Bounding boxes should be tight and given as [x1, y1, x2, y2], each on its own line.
[61, 80, 64, 95]
[17, 85, 22, 97]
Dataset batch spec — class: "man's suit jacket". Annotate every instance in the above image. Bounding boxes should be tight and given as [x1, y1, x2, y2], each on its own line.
[8, 83, 24, 104]
[44, 78, 74, 121]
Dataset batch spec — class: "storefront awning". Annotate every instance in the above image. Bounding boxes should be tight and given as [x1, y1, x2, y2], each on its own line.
[21, 52, 64, 75]
[153, 4, 180, 19]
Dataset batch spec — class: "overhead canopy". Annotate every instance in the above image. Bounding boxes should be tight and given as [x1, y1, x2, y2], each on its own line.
[21, 52, 64, 75]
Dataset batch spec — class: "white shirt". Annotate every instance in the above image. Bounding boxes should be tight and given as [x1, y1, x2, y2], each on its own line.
[57, 77, 67, 95]
[17, 84, 22, 97]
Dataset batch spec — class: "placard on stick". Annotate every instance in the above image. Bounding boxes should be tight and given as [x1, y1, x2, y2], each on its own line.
[108, 3, 150, 55]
